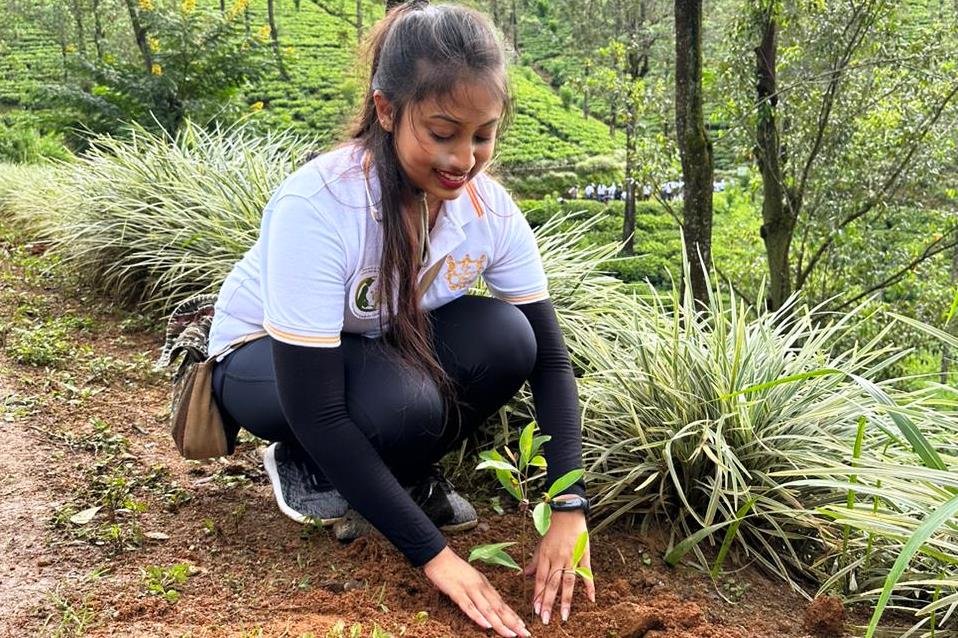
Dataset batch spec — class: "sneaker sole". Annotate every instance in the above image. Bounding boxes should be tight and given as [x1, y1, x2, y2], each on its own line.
[261, 444, 343, 527]
[439, 519, 479, 533]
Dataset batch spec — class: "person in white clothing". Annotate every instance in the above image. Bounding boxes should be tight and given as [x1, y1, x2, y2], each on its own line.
[205, 2, 594, 635]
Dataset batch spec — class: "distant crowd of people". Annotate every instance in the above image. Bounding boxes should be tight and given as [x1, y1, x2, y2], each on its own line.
[564, 178, 729, 202]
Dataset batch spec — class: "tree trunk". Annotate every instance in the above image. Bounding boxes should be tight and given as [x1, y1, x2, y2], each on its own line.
[511, 0, 519, 52]
[220, 0, 226, 11]
[355, 0, 363, 40]
[675, 0, 714, 306]
[754, 13, 794, 311]
[244, 4, 251, 36]
[622, 114, 636, 255]
[92, 0, 105, 61]
[267, 0, 290, 80]
[942, 241, 958, 383]
[69, 0, 87, 56]
[122, 0, 153, 73]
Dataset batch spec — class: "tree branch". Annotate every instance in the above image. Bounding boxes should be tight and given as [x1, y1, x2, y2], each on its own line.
[835, 231, 958, 310]
[796, 80, 958, 289]
[307, 0, 358, 29]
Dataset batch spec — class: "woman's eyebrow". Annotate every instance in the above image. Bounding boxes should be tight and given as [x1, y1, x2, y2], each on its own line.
[429, 114, 499, 127]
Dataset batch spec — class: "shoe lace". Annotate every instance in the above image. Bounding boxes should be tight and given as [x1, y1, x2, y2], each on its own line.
[412, 463, 455, 502]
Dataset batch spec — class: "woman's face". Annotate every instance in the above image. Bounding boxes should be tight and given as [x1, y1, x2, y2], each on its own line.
[375, 80, 503, 211]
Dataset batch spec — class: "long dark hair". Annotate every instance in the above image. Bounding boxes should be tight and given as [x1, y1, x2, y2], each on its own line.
[348, 1, 512, 414]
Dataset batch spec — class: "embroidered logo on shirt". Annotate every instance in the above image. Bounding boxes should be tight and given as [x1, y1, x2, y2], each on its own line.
[349, 265, 381, 320]
[444, 253, 488, 292]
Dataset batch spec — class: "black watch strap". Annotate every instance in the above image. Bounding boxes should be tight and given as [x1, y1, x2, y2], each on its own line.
[549, 494, 590, 515]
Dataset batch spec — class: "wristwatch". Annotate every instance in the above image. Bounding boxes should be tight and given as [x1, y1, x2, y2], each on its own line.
[549, 494, 590, 515]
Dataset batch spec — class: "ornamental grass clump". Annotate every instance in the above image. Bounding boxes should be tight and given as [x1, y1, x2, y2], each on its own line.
[3, 119, 313, 316]
[528, 255, 958, 633]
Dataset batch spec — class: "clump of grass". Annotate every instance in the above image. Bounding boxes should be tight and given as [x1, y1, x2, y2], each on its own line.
[2, 119, 313, 316]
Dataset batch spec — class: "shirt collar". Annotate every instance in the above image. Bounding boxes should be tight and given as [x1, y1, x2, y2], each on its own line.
[359, 148, 485, 233]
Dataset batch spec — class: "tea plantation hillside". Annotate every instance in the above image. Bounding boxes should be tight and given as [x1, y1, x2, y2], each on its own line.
[0, 0, 623, 175]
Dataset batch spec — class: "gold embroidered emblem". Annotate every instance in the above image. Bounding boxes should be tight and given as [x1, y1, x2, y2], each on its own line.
[444, 253, 488, 292]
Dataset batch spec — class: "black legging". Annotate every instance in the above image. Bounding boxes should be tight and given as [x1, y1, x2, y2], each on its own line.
[211, 295, 537, 487]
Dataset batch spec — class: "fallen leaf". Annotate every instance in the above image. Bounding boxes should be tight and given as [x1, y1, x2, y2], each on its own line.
[69, 506, 101, 526]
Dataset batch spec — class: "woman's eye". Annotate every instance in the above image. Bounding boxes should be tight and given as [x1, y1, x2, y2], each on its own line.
[430, 132, 453, 142]
[474, 136, 492, 143]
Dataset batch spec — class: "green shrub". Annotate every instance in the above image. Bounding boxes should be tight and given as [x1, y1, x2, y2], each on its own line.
[41, 2, 272, 138]
[0, 120, 72, 164]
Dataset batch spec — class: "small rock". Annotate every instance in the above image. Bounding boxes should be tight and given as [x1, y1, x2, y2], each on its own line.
[320, 580, 345, 593]
[478, 522, 490, 533]
[343, 579, 364, 592]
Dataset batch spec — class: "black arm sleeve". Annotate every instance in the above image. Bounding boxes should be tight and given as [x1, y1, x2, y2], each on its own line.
[515, 299, 587, 499]
[270, 338, 448, 567]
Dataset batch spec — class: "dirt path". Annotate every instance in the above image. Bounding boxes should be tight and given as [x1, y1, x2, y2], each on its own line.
[0, 234, 836, 638]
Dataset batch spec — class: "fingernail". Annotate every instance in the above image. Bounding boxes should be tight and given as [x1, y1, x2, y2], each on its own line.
[542, 610, 550, 625]
[561, 606, 569, 622]
[533, 601, 540, 615]
[521, 628, 532, 637]
[506, 631, 517, 638]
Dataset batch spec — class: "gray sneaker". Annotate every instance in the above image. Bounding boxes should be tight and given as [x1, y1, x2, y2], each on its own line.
[332, 468, 478, 543]
[262, 442, 348, 526]
[407, 465, 478, 533]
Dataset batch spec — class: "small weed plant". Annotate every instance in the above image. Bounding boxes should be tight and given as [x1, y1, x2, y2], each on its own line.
[141, 563, 191, 603]
[468, 421, 592, 602]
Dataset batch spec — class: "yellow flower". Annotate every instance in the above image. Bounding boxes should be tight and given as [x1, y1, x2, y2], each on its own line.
[147, 36, 160, 53]
[138, 0, 154, 11]
[250, 101, 264, 112]
[256, 24, 272, 43]
[181, 0, 196, 13]
[151, 63, 163, 76]
[65, 44, 77, 54]
[226, 0, 249, 21]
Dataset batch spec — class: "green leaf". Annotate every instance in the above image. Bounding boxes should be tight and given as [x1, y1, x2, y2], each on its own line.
[532, 502, 551, 536]
[571, 530, 589, 567]
[519, 422, 535, 470]
[529, 455, 547, 468]
[546, 469, 584, 498]
[574, 566, 593, 582]
[531, 434, 551, 456]
[478, 450, 505, 462]
[468, 543, 521, 571]
[664, 519, 736, 567]
[477, 459, 518, 473]
[496, 469, 522, 501]
[709, 498, 754, 579]
[864, 493, 958, 638]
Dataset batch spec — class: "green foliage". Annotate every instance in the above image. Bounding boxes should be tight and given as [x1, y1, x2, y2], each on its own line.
[141, 563, 191, 603]
[4, 313, 93, 367]
[41, 2, 272, 138]
[0, 119, 311, 316]
[0, 112, 72, 163]
[470, 421, 591, 589]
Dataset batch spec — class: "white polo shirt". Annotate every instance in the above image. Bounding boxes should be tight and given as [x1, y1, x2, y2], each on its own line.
[207, 142, 549, 355]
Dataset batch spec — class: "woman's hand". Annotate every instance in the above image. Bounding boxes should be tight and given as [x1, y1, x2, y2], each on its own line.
[423, 546, 531, 638]
[522, 508, 596, 625]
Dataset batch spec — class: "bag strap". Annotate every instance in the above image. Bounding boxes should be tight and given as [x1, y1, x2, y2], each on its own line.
[417, 257, 445, 300]
[207, 329, 268, 361]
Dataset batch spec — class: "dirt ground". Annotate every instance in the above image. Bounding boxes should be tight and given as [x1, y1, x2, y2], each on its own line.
[0, 234, 845, 638]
